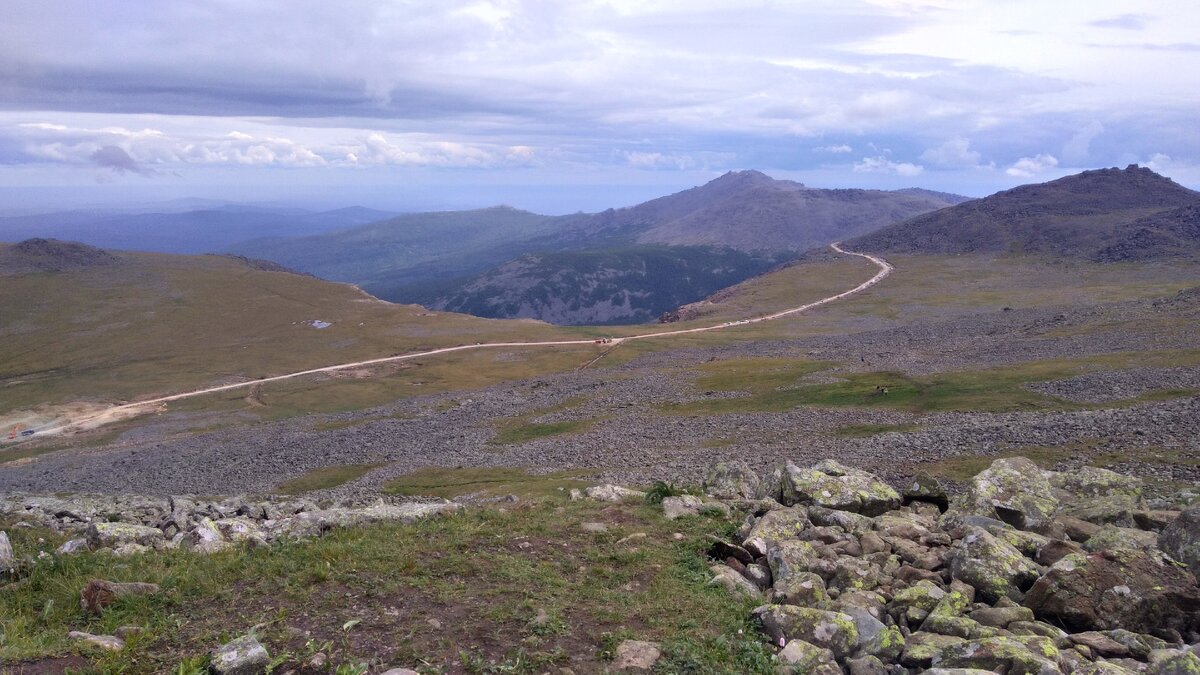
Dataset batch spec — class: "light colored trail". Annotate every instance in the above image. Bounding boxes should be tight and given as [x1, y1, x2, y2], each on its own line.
[19, 244, 892, 439]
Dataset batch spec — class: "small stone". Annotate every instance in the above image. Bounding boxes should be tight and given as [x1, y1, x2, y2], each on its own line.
[68, 631, 124, 652]
[56, 538, 89, 555]
[580, 522, 608, 533]
[584, 485, 646, 502]
[211, 635, 270, 675]
[611, 640, 661, 671]
[379, 669, 421, 675]
[0, 531, 16, 574]
[662, 495, 704, 520]
[81, 579, 161, 614]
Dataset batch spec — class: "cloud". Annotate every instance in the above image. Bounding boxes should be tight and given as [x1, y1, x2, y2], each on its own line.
[1089, 13, 1152, 30]
[919, 137, 982, 167]
[1061, 121, 1103, 164]
[815, 144, 853, 153]
[1005, 153, 1058, 177]
[853, 155, 924, 176]
[90, 145, 149, 175]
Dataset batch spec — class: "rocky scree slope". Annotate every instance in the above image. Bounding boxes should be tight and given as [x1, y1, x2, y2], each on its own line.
[848, 165, 1200, 261]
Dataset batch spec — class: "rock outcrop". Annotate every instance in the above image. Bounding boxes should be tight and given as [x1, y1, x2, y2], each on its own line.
[694, 456, 1200, 674]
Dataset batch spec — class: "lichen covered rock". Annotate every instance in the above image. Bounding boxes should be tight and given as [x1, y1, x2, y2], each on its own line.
[1022, 549, 1200, 634]
[779, 460, 900, 516]
[944, 457, 1059, 532]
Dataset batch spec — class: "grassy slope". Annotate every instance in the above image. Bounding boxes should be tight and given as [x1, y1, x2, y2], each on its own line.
[0, 249, 581, 415]
[0, 498, 772, 674]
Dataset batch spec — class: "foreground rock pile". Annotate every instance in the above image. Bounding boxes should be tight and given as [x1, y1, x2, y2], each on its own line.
[698, 457, 1200, 674]
[0, 492, 459, 558]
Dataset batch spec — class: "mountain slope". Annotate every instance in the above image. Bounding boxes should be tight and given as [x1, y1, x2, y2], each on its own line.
[426, 245, 791, 325]
[547, 170, 964, 252]
[0, 239, 571, 414]
[229, 206, 560, 284]
[848, 165, 1200, 259]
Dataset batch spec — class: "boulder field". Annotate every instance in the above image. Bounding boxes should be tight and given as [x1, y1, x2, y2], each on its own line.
[681, 457, 1200, 674]
[4, 456, 1200, 673]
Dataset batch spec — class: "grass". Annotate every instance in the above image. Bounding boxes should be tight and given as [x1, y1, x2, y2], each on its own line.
[383, 467, 597, 500]
[666, 351, 1200, 417]
[0, 498, 773, 673]
[493, 420, 594, 445]
[275, 464, 385, 495]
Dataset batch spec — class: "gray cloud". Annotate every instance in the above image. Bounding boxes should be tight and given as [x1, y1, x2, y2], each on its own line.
[1089, 13, 1152, 30]
[90, 145, 149, 175]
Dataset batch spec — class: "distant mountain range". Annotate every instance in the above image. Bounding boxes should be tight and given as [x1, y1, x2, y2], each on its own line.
[0, 205, 395, 254]
[232, 171, 963, 324]
[848, 165, 1200, 261]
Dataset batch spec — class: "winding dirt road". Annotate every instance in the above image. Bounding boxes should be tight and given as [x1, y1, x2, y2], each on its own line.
[16, 243, 892, 440]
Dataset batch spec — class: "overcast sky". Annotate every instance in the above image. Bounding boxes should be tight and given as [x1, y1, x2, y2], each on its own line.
[2, 0, 1198, 213]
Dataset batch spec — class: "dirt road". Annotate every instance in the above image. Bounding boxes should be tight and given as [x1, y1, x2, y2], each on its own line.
[16, 244, 892, 439]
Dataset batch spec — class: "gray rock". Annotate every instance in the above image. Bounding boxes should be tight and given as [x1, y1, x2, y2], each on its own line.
[754, 605, 860, 658]
[1159, 507, 1200, 577]
[611, 639, 660, 671]
[1084, 524, 1161, 552]
[211, 635, 270, 675]
[703, 460, 761, 500]
[945, 457, 1059, 533]
[0, 531, 13, 575]
[67, 631, 125, 652]
[904, 472, 949, 508]
[189, 517, 231, 554]
[86, 522, 164, 550]
[948, 527, 1041, 603]
[777, 639, 841, 675]
[580, 522, 608, 533]
[1023, 549, 1200, 634]
[81, 578, 160, 613]
[56, 538, 89, 555]
[933, 635, 1062, 675]
[662, 495, 704, 520]
[743, 506, 810, 556]
[709, 564, 761, 599]
[584, 484, 646, 502]
[779, 460, 900, 516]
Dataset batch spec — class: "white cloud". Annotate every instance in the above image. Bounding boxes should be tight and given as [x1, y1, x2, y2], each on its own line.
[1061, 121, 1104, 164]
[919, 137, 982, 167]
[815, 144, 853, 153]
[853, 155, 924, 176]
[1006, 153, 1058, 177]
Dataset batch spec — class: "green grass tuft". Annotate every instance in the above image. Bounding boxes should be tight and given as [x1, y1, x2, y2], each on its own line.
[275, 464, 384, 495]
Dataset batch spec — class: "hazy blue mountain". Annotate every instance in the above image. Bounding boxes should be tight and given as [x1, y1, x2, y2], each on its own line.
[0, 205, 395, 254]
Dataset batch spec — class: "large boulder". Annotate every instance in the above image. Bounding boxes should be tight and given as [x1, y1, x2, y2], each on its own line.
[753, 605, 860, 658]
[933, 635, 1062, 675]
[704, 460, 761, 500]
[945, 457, 1058, 532]
[776, 639, 841, 675]
[948, 527, 1041, 603]
[1049, 466, 1143, 500]
[1023, 549, 1200, 634]
[779, 460, 900, 516]
[1159, 507, 1200, 577]
[743, 506, 810, 556]
[86, 522, 165, 550]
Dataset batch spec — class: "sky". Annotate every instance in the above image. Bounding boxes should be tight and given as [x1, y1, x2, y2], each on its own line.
[2, 0, 1199, 214]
